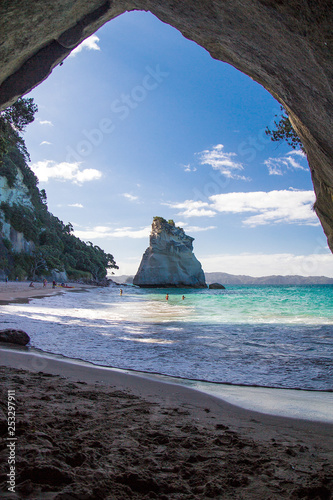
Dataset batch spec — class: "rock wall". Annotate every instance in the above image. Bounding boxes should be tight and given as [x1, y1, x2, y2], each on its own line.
[133, 218, 207, 288]
[1, 222, 35, 254]
[0, 172, 35, 253]
[0, 1, 332, 251]
[0, 172, 33, 209]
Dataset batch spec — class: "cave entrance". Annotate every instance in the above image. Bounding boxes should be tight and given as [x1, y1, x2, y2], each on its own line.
[19, 10, 331, 278]
[1, 3, 333, 254]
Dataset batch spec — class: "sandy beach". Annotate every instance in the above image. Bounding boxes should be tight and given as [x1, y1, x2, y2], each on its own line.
[0, 281, 95, 304]
[0, 347, 332, 499]
[0, 284, 332, 498]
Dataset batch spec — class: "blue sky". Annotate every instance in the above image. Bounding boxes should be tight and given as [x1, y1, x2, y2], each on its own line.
[24, 11, 333, 277]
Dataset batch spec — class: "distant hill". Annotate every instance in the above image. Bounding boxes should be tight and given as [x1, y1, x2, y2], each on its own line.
[113, 273, 333, 286]
[205, 272, 333, 285]
[112, 275, 134, 284]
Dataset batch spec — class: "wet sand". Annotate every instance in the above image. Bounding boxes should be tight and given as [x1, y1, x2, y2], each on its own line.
[0, 348, 332, 499]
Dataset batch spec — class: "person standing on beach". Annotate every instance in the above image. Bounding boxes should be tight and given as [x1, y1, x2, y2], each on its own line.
[43, 279, 47, 287]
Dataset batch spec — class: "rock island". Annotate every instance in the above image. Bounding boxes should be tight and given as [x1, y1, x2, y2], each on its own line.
[133, 217, 207, 288]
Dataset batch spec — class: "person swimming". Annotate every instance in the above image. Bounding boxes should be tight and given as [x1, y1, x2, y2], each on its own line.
[165, 293, 169, 301]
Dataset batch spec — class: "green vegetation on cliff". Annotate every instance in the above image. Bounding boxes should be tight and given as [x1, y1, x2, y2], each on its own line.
[0, 98, 118, 281]
[153, 217, 183, 233]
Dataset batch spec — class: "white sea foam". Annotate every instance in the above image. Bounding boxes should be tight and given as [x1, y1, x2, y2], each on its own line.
[1, 285, 332, 390]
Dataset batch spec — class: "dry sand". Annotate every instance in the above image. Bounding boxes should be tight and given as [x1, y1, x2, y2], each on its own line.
[0, 348, 332, 499]
[0, 281, 95, 304]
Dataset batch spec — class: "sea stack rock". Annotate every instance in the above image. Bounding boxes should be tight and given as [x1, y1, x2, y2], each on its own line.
[133, 217, 207, 288]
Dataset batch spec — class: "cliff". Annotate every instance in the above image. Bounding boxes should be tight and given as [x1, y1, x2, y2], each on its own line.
[133, 217, 207, 288]
[0, 169, 35, 255]
[0, 146, 118, 281]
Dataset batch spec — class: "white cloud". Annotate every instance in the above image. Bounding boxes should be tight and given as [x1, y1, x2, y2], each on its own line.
[200, 252, 333, 277]
[264, 150, 307, 175]
[166, 189, 318, 226]
[122, 193, 139, 202]
[111, 227, 150, 238]
[81, 219, 217, 243]
[30, 160, 102, 184]
[210, 190, 318, 226]
[69, 35, 101, 57]
[182, 225, 217, 233]
[40, 141, 52, 145]
[68, 203, 83, 208]
[165, 200, 216, 218]
[74, 225, 150, 240]
[198, 144, 249, 180]
[182, 164, 197, 173]
[176, 221, 216, 233]
[39, 120, 53, 126]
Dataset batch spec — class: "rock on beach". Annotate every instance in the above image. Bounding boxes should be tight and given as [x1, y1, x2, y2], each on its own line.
[0, 329, 30, 345]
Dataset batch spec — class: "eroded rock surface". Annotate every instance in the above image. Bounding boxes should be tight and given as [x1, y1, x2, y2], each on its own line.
[133, 218, 207, 288]
[0, 1, 332, 251]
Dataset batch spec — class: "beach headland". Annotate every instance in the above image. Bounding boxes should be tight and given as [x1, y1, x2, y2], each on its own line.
[0, 347, 332, 499]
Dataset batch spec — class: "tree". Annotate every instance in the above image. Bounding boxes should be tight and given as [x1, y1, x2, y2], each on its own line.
[0, 98, 38, 164]
[1, 98, 38, 132]
[40, 189, 47, 206]
[64, 222, 74, 234]
[29, 250, 47, 279]
[0, 97, 119, 280]
[265, 106, 304, 152]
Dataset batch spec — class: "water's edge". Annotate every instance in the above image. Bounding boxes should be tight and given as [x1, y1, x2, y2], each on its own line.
[1, 284, 332, 390]
[1, 344, 332, 423]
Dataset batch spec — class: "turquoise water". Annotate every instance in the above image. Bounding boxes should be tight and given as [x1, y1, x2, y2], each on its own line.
[142, 285, 333, 324]
[1, 285, 332, 391]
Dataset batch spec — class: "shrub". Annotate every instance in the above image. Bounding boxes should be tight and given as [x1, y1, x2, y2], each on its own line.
[2, 238, 12, 251]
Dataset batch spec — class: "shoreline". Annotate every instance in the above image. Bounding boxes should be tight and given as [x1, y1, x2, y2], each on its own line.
[1, 346, 333, 430]
[1, 347, 332, 498]
[0, 282, 332, 422]
[1, 344, 332, 423]
[0, 280, 96, 304]
[1, 347, 333, 442]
